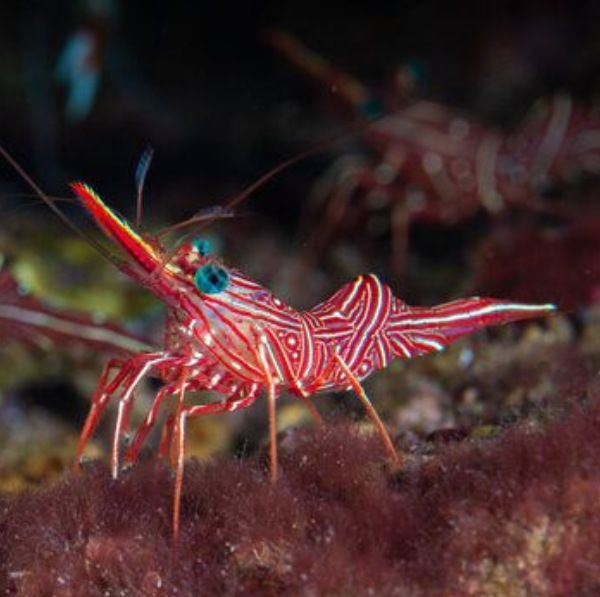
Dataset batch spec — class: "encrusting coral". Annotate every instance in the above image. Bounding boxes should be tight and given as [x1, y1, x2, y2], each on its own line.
[1, 381, 600, 597]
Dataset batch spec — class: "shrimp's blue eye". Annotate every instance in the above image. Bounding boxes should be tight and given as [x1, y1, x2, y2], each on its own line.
[191, 238, 210, 256]
[194, 264, 229, 294]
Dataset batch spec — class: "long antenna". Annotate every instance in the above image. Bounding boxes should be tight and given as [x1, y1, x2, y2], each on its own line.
[157, 115, 381, 239]
[156, 205, 235, 238]
[0, 142, 122, 268]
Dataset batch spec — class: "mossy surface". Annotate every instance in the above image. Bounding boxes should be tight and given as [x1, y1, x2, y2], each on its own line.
[2, 396, 600, 596]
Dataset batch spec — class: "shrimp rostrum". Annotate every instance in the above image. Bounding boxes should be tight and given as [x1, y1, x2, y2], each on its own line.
[59, 182, 555, 536]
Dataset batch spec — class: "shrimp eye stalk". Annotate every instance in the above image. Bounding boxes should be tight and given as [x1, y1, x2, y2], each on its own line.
[191, 238, 211, 256]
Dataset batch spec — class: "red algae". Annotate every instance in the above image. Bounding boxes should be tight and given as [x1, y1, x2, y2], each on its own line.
[2, 388, 600, 596]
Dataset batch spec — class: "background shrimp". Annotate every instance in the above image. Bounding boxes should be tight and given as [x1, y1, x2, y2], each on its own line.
[268, 30, 600, 276]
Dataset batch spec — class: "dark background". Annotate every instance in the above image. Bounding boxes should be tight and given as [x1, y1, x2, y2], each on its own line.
[0, 0, 598, 229]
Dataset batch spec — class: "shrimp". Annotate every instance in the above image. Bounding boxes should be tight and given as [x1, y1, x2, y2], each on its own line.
[268, 30, 600, 275]
[0, 143, 555, 539]
[70, 182, 555, 538]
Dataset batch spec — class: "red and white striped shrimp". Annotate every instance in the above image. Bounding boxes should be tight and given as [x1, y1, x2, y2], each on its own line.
[66, 181, 555, 538]
[0, 141, 557, 537]
[268, 31, 600, 275]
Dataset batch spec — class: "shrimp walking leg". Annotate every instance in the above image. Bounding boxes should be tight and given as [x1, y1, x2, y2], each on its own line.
[74, 353, 166, 472]
[110, 355, 171, 478]
[333, 352, 399, 463]
[257, 343, 279, 483]
[170, 398, 239, 539]
[125, 382, 179, 463]
[74, 357, 126, 469]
